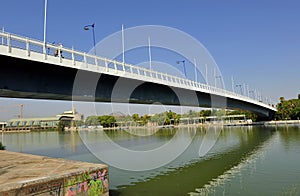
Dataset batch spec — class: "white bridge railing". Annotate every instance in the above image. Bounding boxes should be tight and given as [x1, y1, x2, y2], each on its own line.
[0, 30, 276, 111]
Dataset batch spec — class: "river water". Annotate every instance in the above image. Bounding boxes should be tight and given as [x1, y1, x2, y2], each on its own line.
[1, 125, 300, 195]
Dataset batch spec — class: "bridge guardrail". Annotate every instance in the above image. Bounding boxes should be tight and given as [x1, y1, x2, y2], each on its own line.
[0, 30, 276, 111]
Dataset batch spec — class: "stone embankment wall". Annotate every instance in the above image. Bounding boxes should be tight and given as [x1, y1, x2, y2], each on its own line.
[0, 151, 109, 196]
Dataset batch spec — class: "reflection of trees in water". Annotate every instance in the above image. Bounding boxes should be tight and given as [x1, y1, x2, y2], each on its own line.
[111, 126, 276, 196]
[102, 128, 180, 150]
[278, 126, 300, 150]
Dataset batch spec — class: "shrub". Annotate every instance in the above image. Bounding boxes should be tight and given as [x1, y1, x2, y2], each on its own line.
[0, 142, 5, 150]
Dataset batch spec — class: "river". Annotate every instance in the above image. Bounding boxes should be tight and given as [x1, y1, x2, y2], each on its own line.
[1, 125, 300, 195]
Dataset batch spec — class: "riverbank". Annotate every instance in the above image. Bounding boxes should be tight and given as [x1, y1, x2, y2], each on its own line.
[1, 120, 299, 133]
[0, 150, 109, 196]
[262, 120, 300, 125]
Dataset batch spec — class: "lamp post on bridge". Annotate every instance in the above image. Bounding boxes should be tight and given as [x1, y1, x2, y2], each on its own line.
[249, 90, 254, 99]
[215, 75, 222, 88]
[43, 0, 48, 55]
[84, 23, 96, 55]
[231, 76, 235, 93]
[215, 76, 222, 88]
[236, 84, 243, 95]
[176, 60, 187, 77]
[214, 68, 222, 88]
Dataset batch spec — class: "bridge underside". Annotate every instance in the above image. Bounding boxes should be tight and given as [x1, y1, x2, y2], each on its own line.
[0, 54, 275, 120]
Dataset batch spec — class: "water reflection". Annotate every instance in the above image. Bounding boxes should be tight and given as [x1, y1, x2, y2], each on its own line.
[110, 126, 276, 196]
[188, 126, 300, 196]
[2, 126, 300, 195]
[3, 131, 91, 159]
[278, 125, 300, 151]
[79, 127, 197, 171]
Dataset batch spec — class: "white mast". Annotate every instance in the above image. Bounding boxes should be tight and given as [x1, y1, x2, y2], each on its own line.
[231, 76, 235, 93]
[193, 58, 197, 83]
[122, 24, 125, 65]
[148, 36, 152, 71]
[43, 0, 48, 54]
[205, 63, 208, 84]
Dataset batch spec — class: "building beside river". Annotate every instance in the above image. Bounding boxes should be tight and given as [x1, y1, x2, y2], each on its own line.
[4, 108, 83, 131]
[0, 122, 7, 131]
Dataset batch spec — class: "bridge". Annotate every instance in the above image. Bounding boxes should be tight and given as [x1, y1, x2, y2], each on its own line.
[0, 30, 276, 120]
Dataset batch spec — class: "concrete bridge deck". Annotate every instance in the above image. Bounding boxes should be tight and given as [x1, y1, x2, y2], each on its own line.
[0, 151, 109, 196]
[0, 30, 276, 120]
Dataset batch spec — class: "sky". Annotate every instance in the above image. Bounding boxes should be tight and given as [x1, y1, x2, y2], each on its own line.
[0, 0, 300, 120]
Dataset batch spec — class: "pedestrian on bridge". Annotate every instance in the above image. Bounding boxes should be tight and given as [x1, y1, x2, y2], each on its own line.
[54, 43, 64, 58]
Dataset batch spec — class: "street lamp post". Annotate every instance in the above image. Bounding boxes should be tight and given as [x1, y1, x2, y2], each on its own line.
[84, 23, 96, 55]
[231, 76, 235, 93]
[249, 90, 254, 99]
[215, 76, 222, 88]
[214, 68, 222, 88]
[236, 84, 242, 95]
[176, 60, 187, 77]
[43, 0, 48, 55]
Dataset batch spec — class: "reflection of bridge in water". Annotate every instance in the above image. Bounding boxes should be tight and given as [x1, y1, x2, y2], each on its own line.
[0, 31, 276, 120]
[103, 126, 277, 193]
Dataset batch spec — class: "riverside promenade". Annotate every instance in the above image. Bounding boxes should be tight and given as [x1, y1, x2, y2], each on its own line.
[0, 151, 109, 196]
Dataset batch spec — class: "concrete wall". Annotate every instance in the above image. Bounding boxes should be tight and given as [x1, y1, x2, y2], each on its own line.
[1, 169, 109, 196]
[0, 151, 109, 196]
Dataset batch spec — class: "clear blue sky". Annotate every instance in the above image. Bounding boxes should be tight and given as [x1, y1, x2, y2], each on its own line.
[0, 0, 299, 120]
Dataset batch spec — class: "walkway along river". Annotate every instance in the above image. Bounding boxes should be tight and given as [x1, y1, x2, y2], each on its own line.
[1, 125, 300, 195]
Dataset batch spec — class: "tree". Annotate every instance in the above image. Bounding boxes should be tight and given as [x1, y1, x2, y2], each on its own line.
[150, 113, 165, 125]
[58, 120, 70, 131]
[227, 109, 258, 122]
[276, 96, 300, 120]
[74, 120, 84, 127]
[214, 109, 226, 117]
[115, 114, 131, 122]
[199, 110, 211, 117]
[165, 110, 180, 125]
[98, 115, 116, 128]
[132, 114, 140, 122]
[0, 142, 5, 150]
[140, 114, 151, 126]
[85, 116, 100, 126]
[298, 94, 300, 100]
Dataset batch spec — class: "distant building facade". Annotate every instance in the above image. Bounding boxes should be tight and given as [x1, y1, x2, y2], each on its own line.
[4, 108, 83, 131]
[0, 122, 7, 131]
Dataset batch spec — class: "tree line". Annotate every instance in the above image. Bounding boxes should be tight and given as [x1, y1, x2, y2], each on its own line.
[84, 111, 180, 127]
[85, 115, 117, 128]
[84, 109, 259, 128]
[83, 94, 300, 127]
[275, 94, 300, 120]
